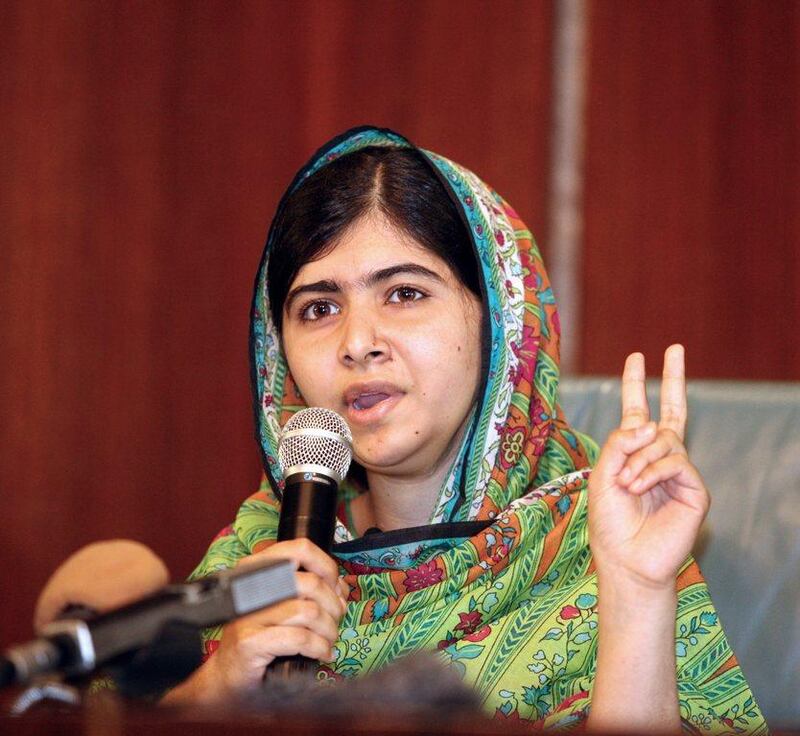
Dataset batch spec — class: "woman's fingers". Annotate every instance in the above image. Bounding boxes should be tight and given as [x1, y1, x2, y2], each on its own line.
[277, 595, 341, 642]
[227, 621, 335, 671]
[230, 567, 345, 635]
[242, 595, 341, 642]
[625, 454, 708, 509]
[594, 422, 658, 481]
[198, 617, 336, 700]
[218, 541, 346, 671]
[249, 625, 335, 663]
[617, 429, 687, 487]
[659, 344, 687, 442]
[240, 538, 341, 593]
[295, 570, 347, 619]
[597, 347, 691, 489]
[218, 595, 340, 676]
[620, 353, 650, 430]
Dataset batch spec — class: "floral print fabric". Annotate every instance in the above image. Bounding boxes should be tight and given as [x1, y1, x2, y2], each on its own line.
[191, 127, 766, 733]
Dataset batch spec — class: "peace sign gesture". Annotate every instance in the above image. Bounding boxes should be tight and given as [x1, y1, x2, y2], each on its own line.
[587, 345, 710, 590]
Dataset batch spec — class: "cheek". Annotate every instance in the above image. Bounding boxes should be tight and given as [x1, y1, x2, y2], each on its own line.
[451, 314, 484, 401]
[406, 316, 482, 393]
[282, 332, 339, 407]
[456, 327, 483, 392]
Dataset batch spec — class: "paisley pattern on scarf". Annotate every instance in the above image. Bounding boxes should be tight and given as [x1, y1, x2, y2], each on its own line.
[191, 127, 767, 733]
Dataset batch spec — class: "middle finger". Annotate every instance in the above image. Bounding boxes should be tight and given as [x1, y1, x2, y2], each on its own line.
[659, 344, 687, 442]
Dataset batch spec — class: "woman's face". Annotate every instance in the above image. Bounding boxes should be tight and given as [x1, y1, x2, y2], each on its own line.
[281, 214, 482, 479]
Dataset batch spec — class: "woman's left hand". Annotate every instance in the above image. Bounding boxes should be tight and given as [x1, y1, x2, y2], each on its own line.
[588, 344, 710, 590]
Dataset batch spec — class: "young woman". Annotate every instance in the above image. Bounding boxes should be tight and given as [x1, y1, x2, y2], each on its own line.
[164, 127, 765, 733]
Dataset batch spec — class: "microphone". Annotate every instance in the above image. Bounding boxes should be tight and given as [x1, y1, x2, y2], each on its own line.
[276, 407, 353, 549]
[269, 407, 352, 676]
[1, 557, 296, 690]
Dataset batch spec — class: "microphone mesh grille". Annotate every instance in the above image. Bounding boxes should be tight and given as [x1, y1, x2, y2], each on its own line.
[278, 408, 353, 481]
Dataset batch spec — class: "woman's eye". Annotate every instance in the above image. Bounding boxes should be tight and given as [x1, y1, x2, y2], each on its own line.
[387, 286, 425, 304]
[300, 301, 340, 321]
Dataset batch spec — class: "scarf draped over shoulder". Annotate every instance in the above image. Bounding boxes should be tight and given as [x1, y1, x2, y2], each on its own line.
[190, 127, 766, 734]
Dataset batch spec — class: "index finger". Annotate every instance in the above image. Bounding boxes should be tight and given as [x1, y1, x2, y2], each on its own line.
[620, 352, 650, 430]
[659, 344, 687, 441]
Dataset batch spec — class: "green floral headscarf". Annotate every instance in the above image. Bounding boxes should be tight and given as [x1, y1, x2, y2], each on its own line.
[191, 127, 766, 733]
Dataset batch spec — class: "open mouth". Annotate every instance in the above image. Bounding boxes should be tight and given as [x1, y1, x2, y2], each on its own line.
[343, 382, 404, 424]
[352, 393, 391, 411]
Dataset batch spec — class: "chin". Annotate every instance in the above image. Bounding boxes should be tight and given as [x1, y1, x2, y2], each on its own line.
[353, 438, 429, 476]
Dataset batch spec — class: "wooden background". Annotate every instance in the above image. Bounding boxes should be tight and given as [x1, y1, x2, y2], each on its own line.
[1, 0, 798, 646]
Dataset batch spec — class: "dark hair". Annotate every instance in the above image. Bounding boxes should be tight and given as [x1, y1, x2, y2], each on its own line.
[266, 146, 480, 331]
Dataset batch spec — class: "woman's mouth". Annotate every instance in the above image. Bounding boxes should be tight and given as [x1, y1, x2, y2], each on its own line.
[344, 383, 404, 424]
[352, 393, 391, 411]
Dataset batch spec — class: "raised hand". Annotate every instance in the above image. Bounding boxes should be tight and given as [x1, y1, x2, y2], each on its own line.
[587, 345, 710, 590]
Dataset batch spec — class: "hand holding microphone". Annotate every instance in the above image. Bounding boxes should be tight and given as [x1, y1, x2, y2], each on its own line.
[163, 541, 346, 706]
[163, 408, 353, 704]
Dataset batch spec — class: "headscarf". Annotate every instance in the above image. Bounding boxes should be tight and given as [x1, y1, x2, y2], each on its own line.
[191, 127, 766, 733]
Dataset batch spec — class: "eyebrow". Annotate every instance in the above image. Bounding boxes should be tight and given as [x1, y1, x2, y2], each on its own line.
[284, 262, 445, 313]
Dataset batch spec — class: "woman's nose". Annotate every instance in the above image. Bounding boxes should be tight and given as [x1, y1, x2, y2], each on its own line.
[338, 312, 390, 366]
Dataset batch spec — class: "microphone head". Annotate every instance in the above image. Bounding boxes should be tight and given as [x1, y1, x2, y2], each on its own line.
[278, 408, 353, 484]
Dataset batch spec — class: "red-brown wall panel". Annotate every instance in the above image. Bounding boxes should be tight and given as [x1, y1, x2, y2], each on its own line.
[0, 0, 553, 645]
[581, 0, 800, 379]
